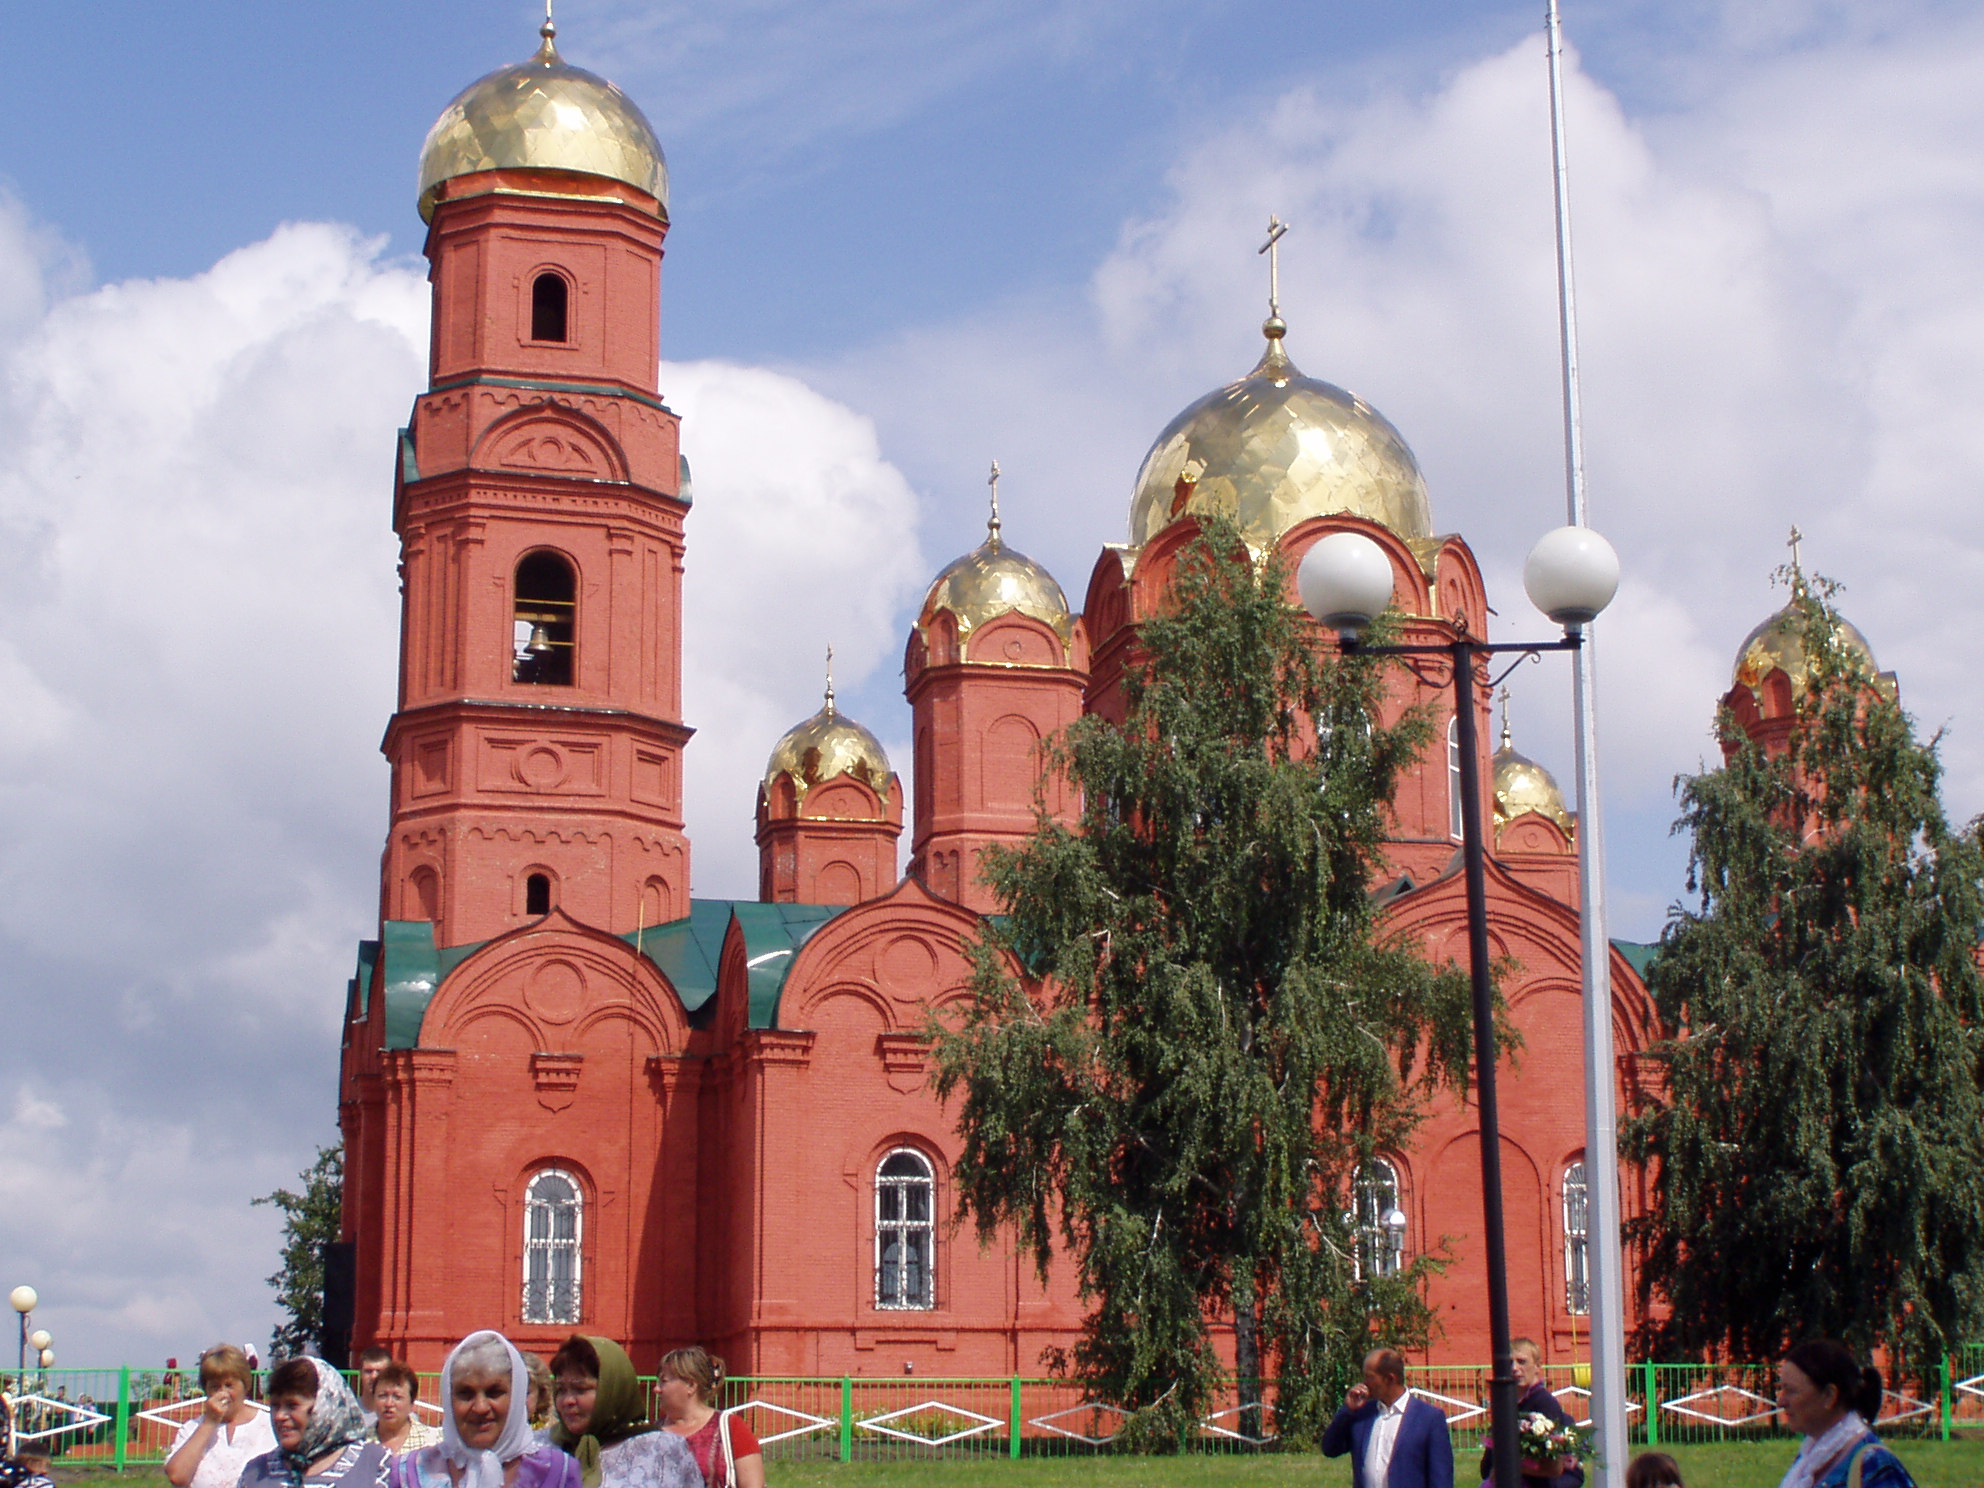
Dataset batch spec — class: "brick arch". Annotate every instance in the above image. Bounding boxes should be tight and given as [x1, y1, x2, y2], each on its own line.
[471, 403, 629, 483]
[770, 879, 994, 1032]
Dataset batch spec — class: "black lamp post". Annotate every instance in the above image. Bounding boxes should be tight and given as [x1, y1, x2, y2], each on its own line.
[1299, 525, 1619, 1488]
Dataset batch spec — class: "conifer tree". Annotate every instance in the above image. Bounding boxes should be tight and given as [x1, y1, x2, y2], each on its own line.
[1624, 576, 1984, 1375]
[254, 1142, 344, 1358]
[931, 519, 1480, 1446]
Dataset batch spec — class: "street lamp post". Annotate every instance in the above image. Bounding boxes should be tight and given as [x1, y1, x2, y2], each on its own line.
[9, 1287, 35, 1389]
[1299, 525, 1619, 1488]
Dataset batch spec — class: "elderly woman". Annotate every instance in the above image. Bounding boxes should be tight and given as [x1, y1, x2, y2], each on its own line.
[371, 1364, 441, 1456]
[239, 1357, 389, 1488]
[1776, 1340, 1917, 1488]
[390, 1332, 577, 1488]
[549, 1337, 698, 1488]
[164, 1345, 278, 1488]
[655, 1349, 761, 1488]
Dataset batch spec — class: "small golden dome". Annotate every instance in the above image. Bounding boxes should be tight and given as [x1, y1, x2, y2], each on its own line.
[1732, 588, 1881, 698]
[1493, 718, 1575, 836]
[417, 23, 668, 222]
[1127, 321, 1433, 559]
[765, 690, 896, 805]
[918, 472, 1074, 654]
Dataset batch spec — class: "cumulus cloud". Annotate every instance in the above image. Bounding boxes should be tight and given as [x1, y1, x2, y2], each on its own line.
[0, 207, 925, 1362]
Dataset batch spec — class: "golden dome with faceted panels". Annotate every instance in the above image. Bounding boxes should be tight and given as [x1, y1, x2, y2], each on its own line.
[1492, 724, 1575, 837]
[1732, 590, 1882, 699]
[764, 693, 896, 805]
[417, 24, 669, 222]
[1128, 322, 1434, 559]
[918, 516, 1074, 654]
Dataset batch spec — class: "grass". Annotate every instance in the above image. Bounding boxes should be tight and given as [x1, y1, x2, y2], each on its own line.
[49, 1440, 1984, 1488]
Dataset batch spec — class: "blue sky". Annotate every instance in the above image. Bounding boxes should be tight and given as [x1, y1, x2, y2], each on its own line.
[5, 0, 1984, 1363]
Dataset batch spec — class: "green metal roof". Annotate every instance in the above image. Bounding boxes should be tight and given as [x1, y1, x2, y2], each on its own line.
[369, 899, 846, 1049]
[1611, 938, 1659, 980]
[351, 939, 380, 1018]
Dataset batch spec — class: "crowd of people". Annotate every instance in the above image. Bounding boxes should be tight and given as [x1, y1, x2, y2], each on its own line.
[1318, 1335, 1919, 1488]
[146, 1334, 761, 1488]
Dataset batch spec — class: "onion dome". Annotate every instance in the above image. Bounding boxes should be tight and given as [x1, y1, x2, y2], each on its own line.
[764, 676, 896, 805]
[918, 463, 1074, 651]
[1127, 318, 1433, 561]
[1732, 588, 1881, 699]
[1492, 711, 1575, 836]
[417, 18, 668, 222]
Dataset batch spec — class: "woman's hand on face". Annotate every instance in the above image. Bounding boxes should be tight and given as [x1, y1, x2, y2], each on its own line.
[203, 1387, 234, 1425]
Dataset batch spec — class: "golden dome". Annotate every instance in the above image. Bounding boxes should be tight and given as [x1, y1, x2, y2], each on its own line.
[765, 690, 896, 805]
[1127, 321, 1433, 559]
[1733, 587, 1881, 698]
[919, 493, 1073, 654]
[417, 23, 668, 222]
[1493, 718, 1575, 836]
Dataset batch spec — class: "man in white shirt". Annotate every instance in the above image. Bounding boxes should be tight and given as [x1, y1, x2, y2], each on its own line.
[1322, 1347, 1455, 1488]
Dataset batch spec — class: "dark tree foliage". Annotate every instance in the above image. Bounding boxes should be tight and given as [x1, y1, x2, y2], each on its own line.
[931, 520, 1482, 1447]
[253, 1142, 344, 1359]
[1624, 575, 1984, 1376]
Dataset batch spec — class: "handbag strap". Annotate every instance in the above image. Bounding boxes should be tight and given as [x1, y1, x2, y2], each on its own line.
[716, 1407, 738, 1488]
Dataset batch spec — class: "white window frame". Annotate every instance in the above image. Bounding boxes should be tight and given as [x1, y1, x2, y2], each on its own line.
[1448, 716, 1464, 840]
[874, 1148, 936, 1310]
[1351, 1158, 1405, 1281]
[522, 1168, 584, 1325]
[1564, 1160, 1590, 1315]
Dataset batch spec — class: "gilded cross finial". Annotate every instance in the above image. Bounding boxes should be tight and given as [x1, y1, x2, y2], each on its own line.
[536, 0, 558, 60]
[824, 645, 836, 714]
[1499, 688, 1512, 751]
[987, 459, 1003, 545]
[1259, 215, 1289, 319]
[1788, 525, 1803, 572]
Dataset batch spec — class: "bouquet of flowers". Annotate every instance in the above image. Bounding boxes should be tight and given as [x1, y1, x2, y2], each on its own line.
[1515, 1411, 1593, 1476]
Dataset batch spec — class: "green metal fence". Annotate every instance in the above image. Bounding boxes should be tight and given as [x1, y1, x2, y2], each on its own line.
[6, 1356, 1976, 1468]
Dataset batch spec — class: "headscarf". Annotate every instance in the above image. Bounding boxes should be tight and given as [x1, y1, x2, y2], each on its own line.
[549, 1338, 654, 1488]
[439, 1332, 539, 1488]
[275, 1358, 368, 1487]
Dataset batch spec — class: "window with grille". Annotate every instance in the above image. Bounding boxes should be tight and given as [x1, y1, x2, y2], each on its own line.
[1352, 1158, 1405, 1280]
[875, 1149, 935, 1309]
[1564, 1160, 1590, 1315]
[522, 1169, 582, 1324]
[1447, 716, 1464, 839]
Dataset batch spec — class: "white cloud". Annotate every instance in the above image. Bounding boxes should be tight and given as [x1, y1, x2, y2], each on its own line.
[0, 208, 927, 1362]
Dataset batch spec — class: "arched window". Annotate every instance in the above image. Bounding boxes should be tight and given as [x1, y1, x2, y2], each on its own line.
[875, 1149, 935, 1309]
[522, 1169, 582, 1324]
[1447, 716, 1464, 840]
[513, 551, 575, 686]
[526, 873, 552, 916]
[531, 273, 568, 343]
[1563, 1160, 1590, 1315]
[1351, 1158, 1406, 1280]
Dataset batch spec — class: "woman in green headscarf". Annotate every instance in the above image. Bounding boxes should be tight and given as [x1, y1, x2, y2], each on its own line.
[547, 1339, 698, 1488]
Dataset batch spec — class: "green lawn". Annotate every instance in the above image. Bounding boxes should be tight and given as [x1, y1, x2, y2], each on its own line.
[51, 1440, 1984, 1488]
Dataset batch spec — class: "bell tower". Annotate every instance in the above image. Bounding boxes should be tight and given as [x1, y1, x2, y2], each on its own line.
[380, 18, 692, 947]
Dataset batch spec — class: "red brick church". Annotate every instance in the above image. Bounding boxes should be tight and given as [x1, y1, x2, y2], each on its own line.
[334, 20, 1848, 1376]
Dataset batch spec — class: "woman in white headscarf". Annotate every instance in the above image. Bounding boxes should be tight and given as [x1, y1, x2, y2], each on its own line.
[388, 1332, 580, 1488]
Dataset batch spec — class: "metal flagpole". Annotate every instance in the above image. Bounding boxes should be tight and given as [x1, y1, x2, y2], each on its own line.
[1545, 4, 1629, 1485]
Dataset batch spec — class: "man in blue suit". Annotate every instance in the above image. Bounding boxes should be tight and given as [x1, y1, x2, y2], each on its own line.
[1322, 1347, 1455, 1488]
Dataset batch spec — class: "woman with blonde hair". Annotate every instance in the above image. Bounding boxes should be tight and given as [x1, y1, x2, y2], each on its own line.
[164, 1346, 277, 1488]
[654, 1350, 761, 1488]
[389, 1332, 576, 1488]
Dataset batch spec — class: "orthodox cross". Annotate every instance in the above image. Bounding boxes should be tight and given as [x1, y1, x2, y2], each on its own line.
[987, 458, 1003, 542]
[1259, 215, 1289, 317]
[1787, 524, 1803, 572]
[824, 645, 835, 712]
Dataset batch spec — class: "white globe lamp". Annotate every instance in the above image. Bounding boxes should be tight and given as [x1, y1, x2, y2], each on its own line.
[28, 1329, 50, 1352]
[1297, 532, 1396, 637]
[1523, 526, 1619, 630]
[8, 1287, 34, 1314]
[38, 1348, 53, 1369]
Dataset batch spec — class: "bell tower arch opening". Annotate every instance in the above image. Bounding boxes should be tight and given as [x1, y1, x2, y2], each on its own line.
[530, 272, 570, 343]
[513, 550, 576, 686]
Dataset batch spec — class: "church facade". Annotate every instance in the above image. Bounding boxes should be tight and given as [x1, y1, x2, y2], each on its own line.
[334, 22, 1821, 1378]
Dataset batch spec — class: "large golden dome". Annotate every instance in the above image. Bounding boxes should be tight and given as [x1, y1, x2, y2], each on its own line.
[417, 23, 668, 222]
[1493, 720, 1574, 836]
[765, 691, 896, 806]
[919, 505, 1073, 654]
[1732, 588, 1881, 699]
[1127, 321, 1433, 558]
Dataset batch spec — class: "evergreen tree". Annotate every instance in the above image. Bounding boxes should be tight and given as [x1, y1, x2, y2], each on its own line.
[931, 520, 1481, 1446]
[1623, 575, 1984, 1375]
[253, 1142, 344, 1358]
